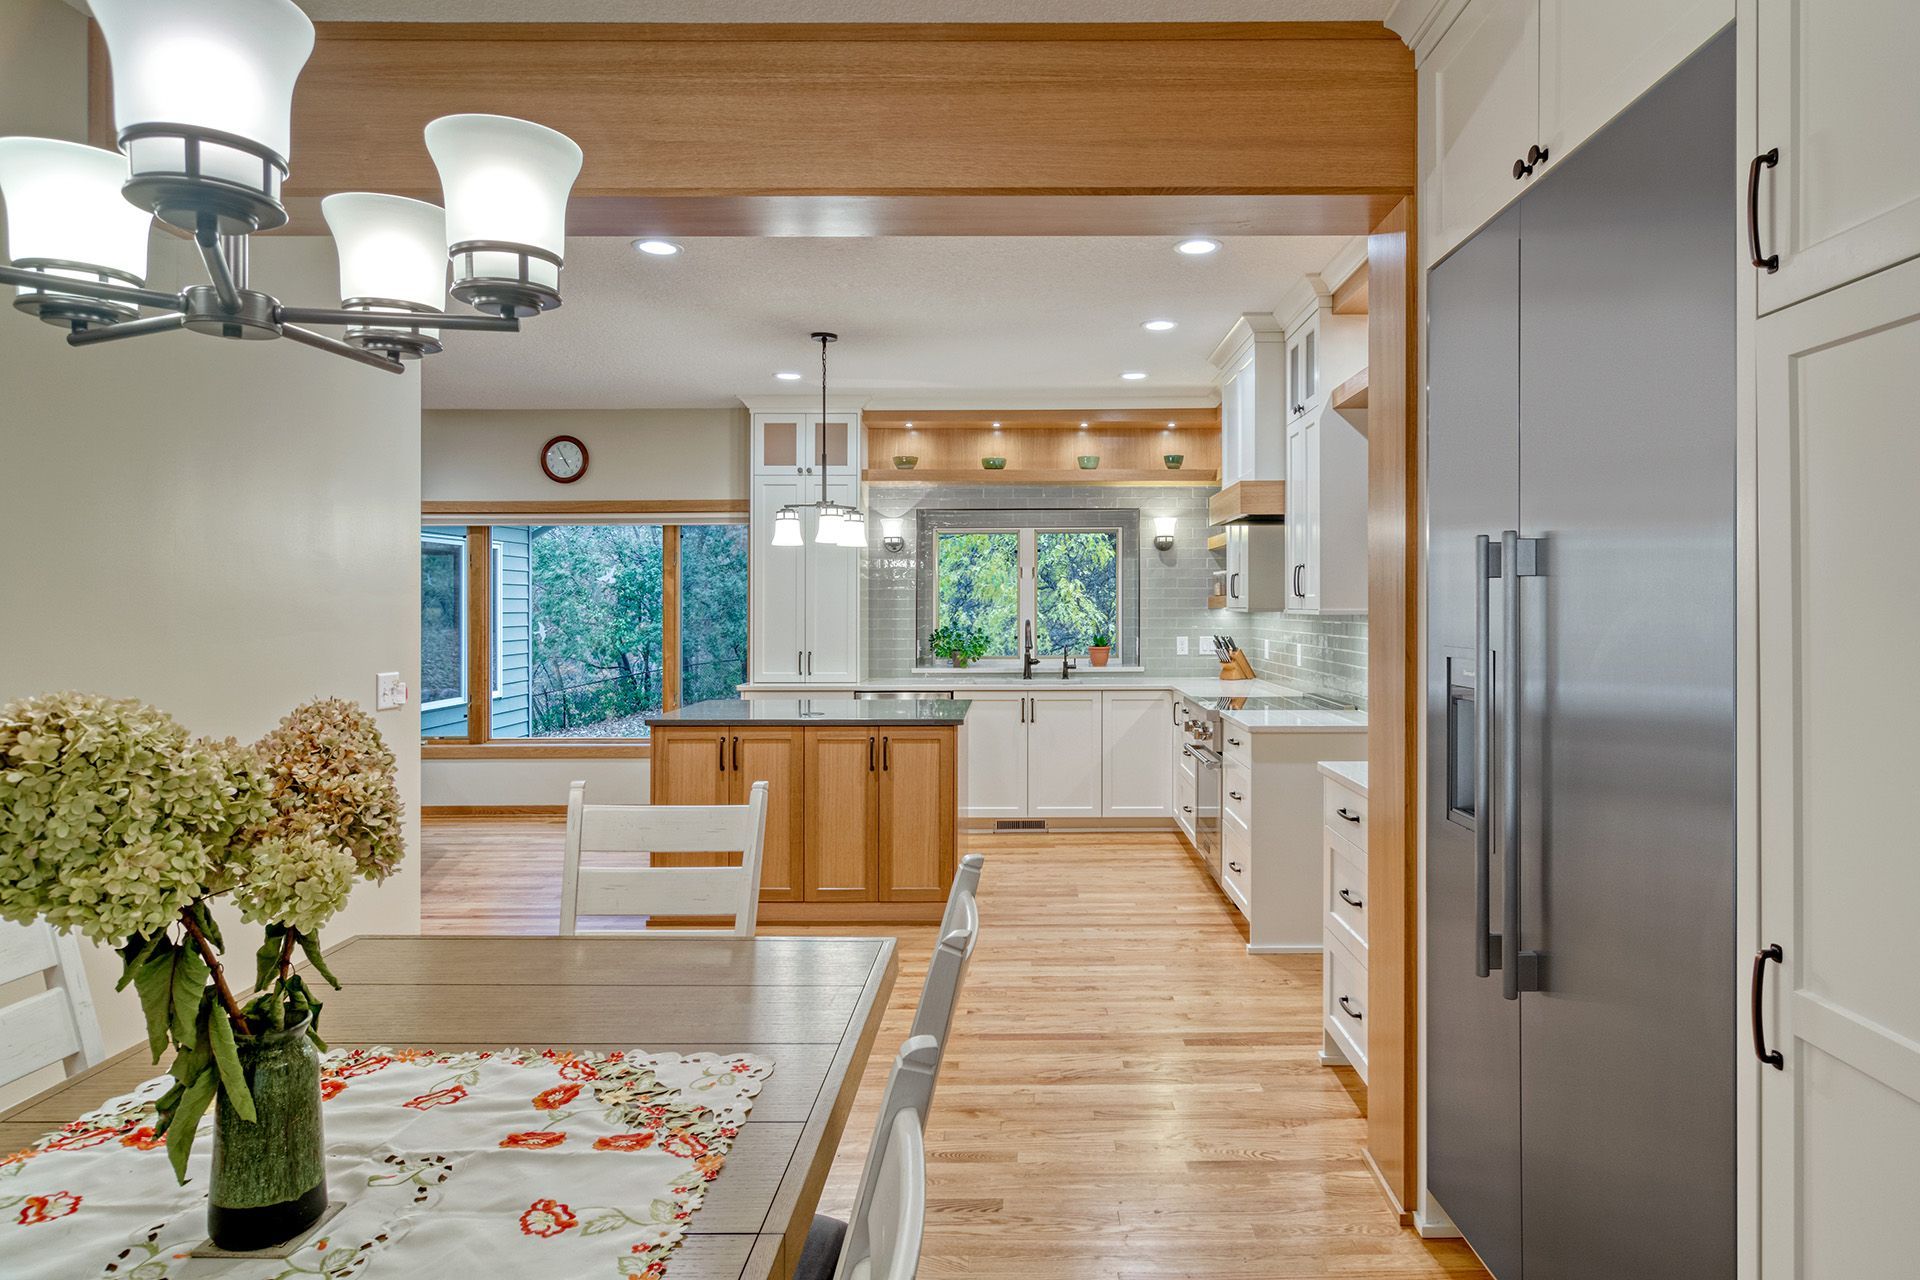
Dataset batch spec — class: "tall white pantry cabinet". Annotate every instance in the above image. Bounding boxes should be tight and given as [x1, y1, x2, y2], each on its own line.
[1402, 0, 1920, 1270]
[747, 410, 863, 685]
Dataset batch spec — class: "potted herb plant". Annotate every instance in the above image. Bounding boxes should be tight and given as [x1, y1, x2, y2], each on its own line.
[0, 693, 403, 1252]
[927, 623, 989, 669]
[1088, 631, 1114, 667]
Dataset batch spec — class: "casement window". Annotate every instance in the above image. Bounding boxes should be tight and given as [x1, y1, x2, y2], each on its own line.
[927, 521, 1124, 667]
[420, 517, 748, 750]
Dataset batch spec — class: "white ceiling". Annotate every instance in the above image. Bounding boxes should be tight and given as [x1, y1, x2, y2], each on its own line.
[268, 1, 1389, 22]
[419, 236, 1350, 410]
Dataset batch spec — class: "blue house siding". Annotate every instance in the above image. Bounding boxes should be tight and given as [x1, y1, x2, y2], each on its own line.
[490, 525, 533, 739]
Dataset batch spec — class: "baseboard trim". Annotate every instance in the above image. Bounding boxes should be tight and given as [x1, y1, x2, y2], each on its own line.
[1246, 943, 1324, 954]
[1413, 1207, 1462, 1239]
[422, 805, 567, 818]
[1362, 1146, 1412, 1226]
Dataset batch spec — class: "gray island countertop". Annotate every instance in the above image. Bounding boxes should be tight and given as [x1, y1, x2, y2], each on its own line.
[645, 697, 972, 727]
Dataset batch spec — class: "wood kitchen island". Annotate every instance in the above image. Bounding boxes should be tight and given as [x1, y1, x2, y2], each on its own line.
[644, 698, 969, 923]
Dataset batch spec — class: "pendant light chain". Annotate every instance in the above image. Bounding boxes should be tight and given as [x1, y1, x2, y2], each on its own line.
[774, 331, 863, 548]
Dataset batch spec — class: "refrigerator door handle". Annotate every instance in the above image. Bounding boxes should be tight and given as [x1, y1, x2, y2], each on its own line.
[1501, 531, 1544, 1000]
[1475, 533, 1500, 979]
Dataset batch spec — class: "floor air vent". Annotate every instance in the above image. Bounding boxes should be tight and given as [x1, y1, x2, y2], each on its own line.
[994, 819, 1047, 831]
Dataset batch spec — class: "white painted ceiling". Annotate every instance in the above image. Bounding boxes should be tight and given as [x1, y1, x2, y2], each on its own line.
[419, 236, 1350, 410]
[270, 1, 1389, 23]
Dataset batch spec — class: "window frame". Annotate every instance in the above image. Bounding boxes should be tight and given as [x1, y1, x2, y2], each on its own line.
[1033, 525, 1126, 660]
[927, 522, 1126, 668]
[419, 531, 469, 713]
[419, 504, 749, 759]
[932, 527, 1023, 659]
[490, 540, 505, 700]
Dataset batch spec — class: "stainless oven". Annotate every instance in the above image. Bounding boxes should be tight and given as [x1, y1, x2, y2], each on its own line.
[1187, 741, 1222, 882]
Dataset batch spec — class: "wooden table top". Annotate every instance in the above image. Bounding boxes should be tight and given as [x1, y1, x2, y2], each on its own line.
[0, 934, 899, 1280]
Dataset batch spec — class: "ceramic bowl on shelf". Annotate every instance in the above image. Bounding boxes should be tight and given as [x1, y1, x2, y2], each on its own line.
[892, 455, 918, 469]
[1077, 455, 1100, 470]
[1163, 454, 1185, 469]
[981, 457, 1007, 470]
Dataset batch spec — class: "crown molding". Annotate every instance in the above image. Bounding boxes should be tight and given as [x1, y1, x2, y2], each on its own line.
[738, 394, 873, 413]
[1207, 312, 1285, 371]
[1384, 0, 1473, 64]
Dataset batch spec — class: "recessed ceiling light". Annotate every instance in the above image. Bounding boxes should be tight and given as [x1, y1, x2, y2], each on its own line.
[1175, 238, 1221, 256]
[1142, 319, 1178, 331]
[632, 239, 682, 256]
[1121, 371, 1148, 381]
[774, 371, 802, 381]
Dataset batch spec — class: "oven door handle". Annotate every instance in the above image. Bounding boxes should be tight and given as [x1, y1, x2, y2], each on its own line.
[1188, 746, 1222, 768]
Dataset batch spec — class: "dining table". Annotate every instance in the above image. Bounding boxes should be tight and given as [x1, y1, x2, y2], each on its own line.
[0, 934, 898, 1280]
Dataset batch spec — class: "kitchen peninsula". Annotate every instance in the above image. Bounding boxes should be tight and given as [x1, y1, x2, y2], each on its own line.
[644, 698, 969, 923]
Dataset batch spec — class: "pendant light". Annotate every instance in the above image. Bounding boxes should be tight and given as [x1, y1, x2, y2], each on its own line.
[774, 332, 868, 548]
[0, 138, 153, 328]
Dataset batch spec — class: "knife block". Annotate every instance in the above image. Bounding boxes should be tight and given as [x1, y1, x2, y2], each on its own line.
[1219, 650, 1256, 681]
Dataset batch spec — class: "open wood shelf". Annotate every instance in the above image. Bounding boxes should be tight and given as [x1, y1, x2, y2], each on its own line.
[864, 407, 1219, 431]
[1207, 532, 1228, 552]
[1330, 368, 1369, 413]
[864, 467, 1218, 486]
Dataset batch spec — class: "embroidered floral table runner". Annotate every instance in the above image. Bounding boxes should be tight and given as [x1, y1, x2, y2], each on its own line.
[0, 1046, 773, 1279]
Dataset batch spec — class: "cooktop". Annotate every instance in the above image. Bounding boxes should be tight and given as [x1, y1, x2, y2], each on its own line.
[1189, 693, 1361, 713]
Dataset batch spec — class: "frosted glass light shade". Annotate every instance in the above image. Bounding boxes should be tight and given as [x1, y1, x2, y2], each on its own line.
[425, 114, 583, 315]
[93, 0, 315, 232]
[835, 509, 868, 548]
[0, 138, 152, 325]
[322, 193, 447, 355]
[771, 508, 804, 548]
[814, 506, 846, 545]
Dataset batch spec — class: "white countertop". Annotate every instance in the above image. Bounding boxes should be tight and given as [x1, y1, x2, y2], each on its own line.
[737, 675, 1367, 733]
[1318, 760, 1369, 793]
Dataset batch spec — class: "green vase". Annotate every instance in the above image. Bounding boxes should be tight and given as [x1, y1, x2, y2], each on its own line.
[208, 1016, 327, 1252]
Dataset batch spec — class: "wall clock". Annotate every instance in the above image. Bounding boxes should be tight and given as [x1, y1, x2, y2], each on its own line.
[541, 435, 588, 484]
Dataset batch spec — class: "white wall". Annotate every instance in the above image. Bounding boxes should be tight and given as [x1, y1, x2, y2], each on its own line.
[425, 758, 650, 809]
[422, 407, 749, 502]
[2, 0, 423, 1095]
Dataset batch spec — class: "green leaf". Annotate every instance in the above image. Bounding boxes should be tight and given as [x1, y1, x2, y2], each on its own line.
[130, 941, 178, 1062]
[169, 945, 211, 1050]
[167, 992, 214, 1094]
[296, 931, 341, 991]
[206, 1002, 256, 1123]
[117, 934, 157, 992]
[164, 1068, 217, 1185]
[151, 1081, 184, 1134]
[254, 924, 285, 996]
[186, 900, 223, 951]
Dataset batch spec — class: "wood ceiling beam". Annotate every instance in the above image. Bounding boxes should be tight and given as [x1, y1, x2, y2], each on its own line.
[90, 22, 1412, 236]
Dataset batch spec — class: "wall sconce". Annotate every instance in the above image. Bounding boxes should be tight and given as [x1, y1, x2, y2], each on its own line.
[1153, 516, 1177, 551]
[881, 518, 907, 554]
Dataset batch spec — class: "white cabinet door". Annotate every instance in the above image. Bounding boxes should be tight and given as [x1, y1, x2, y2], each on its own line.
[751, 413, 809, 477]
[962, 692, 1029, 819]
[1757, 257, 1920, 1274]
[750, 476, 807, 681]
[1219, 352, 1249, 487]
[1290, 407, 1369, 616]
[1174, 744, 1197, 840]
[1223, 523, 1250, 613]
[1285, 313, 1320, 421]
[1421, 0, 1541, 263]
[1538, 0, 1729, 176]
[1100, 691, 1173, 818]
[803, 477, 861, 683]
[1757, 0, 1920, 312]
[1026, 690, 1102, 819]
[1285, 416, 1315, 610]
[813, 414, 860, 476]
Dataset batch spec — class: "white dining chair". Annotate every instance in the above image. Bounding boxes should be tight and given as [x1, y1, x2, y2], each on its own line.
[560, 780, 769, 937]
[795, 1035, 938, 1280]
[907, 882, 980, 1053]
[0, 918, 106, 1089]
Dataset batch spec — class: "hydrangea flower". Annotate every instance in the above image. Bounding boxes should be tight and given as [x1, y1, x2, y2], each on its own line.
[234, 829, 355, 936]
[253, 698, 404, 882]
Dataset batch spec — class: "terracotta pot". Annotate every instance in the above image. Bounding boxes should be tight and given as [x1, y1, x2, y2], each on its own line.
[1088, 646, 1112, 667]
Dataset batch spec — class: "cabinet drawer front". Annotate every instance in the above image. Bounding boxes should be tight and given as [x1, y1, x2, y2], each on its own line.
[1325, 832, 1368, 956]
[1223, 761, 1253, 829]
[1322, 783, 1367, 850]
[1222, 813, 1252, 900]
[1323, 932, 1369, 1071]
[1220, 723, 1253, 769]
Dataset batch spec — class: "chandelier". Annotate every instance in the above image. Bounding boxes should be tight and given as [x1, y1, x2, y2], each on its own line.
[772, 332, 868, 548]
[0, 0, 583, 373]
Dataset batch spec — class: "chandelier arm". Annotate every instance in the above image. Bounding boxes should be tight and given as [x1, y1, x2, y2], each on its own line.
[0, 266, 184, 313]
[63, 312, 188, 346]
[195, 221, 243, 314]
[280, 323, 406, 374]
[274, 306, 522, 333]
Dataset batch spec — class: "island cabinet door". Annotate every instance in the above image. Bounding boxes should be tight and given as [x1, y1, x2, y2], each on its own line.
[804, 728, 879, 900]
[729, 728, 806, 901]
[877, 729, 956, 902]
[648, 727, 731, 868]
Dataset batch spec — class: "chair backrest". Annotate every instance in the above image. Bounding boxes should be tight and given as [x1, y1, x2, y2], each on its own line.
[561, 780, 769, 938]
[907, 891, 979, 1052]
[0, 918, 105, 1088]
[937, 853, 984, 939]
[835, 1036, 936, 1280]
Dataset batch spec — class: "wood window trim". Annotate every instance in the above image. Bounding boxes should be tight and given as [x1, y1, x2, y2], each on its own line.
[423, 511, 733, 755]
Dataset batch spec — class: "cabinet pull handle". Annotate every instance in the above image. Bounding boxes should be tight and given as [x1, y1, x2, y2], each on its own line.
[807, 650, 813, 676]
[1021, 697, 1027, 724]
[883, 735, 890, 771]
[1752, 943, 1785, 1069]
[1339, 887, 1364, 909]
[1182, 805, 1193, 814]
[1227, 737, 1242, 747]
[718, 735, 725, 772]
[1229, 790, 1244, 801]
[1512, 145, 1547, 181]
[797, 650, 803, 676]
[732, 735, 739, 772]
[1228, 860, 1242, 874]
[1338, 995, 1364, 1021]
[1229, 572, 1240, 599]
[1336, 807, 1361, 824]
[1293, 564, 1305, 598]
[1748, 148, 1780, 272]
[1029, 697, 1036, 722]
[868, 735, 875, 772]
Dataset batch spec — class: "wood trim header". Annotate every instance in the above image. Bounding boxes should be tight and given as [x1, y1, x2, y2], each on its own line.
[422, 500, 749, 516]
[329, 21, 1406, 44]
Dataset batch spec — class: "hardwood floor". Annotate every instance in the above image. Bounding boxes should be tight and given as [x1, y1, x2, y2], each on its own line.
[422, 819, 1488, 1278]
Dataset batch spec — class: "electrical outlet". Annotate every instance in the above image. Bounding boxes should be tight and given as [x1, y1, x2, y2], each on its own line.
[1176, 635, 1189, 656]
[375, 672, 408, 710]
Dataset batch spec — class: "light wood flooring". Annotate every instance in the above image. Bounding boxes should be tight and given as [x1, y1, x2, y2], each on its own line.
[422, 819, 1489, 1279]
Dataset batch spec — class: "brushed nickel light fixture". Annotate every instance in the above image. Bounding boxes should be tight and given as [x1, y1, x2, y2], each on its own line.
[0, 0, 583, 373]
[773, 332, 868, 549]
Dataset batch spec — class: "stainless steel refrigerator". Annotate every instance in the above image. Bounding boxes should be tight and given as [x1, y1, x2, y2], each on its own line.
[1424, 29, 1735, 1280]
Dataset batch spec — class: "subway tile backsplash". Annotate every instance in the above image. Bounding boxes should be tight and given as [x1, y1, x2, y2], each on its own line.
[862, 481, 1366, 705]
